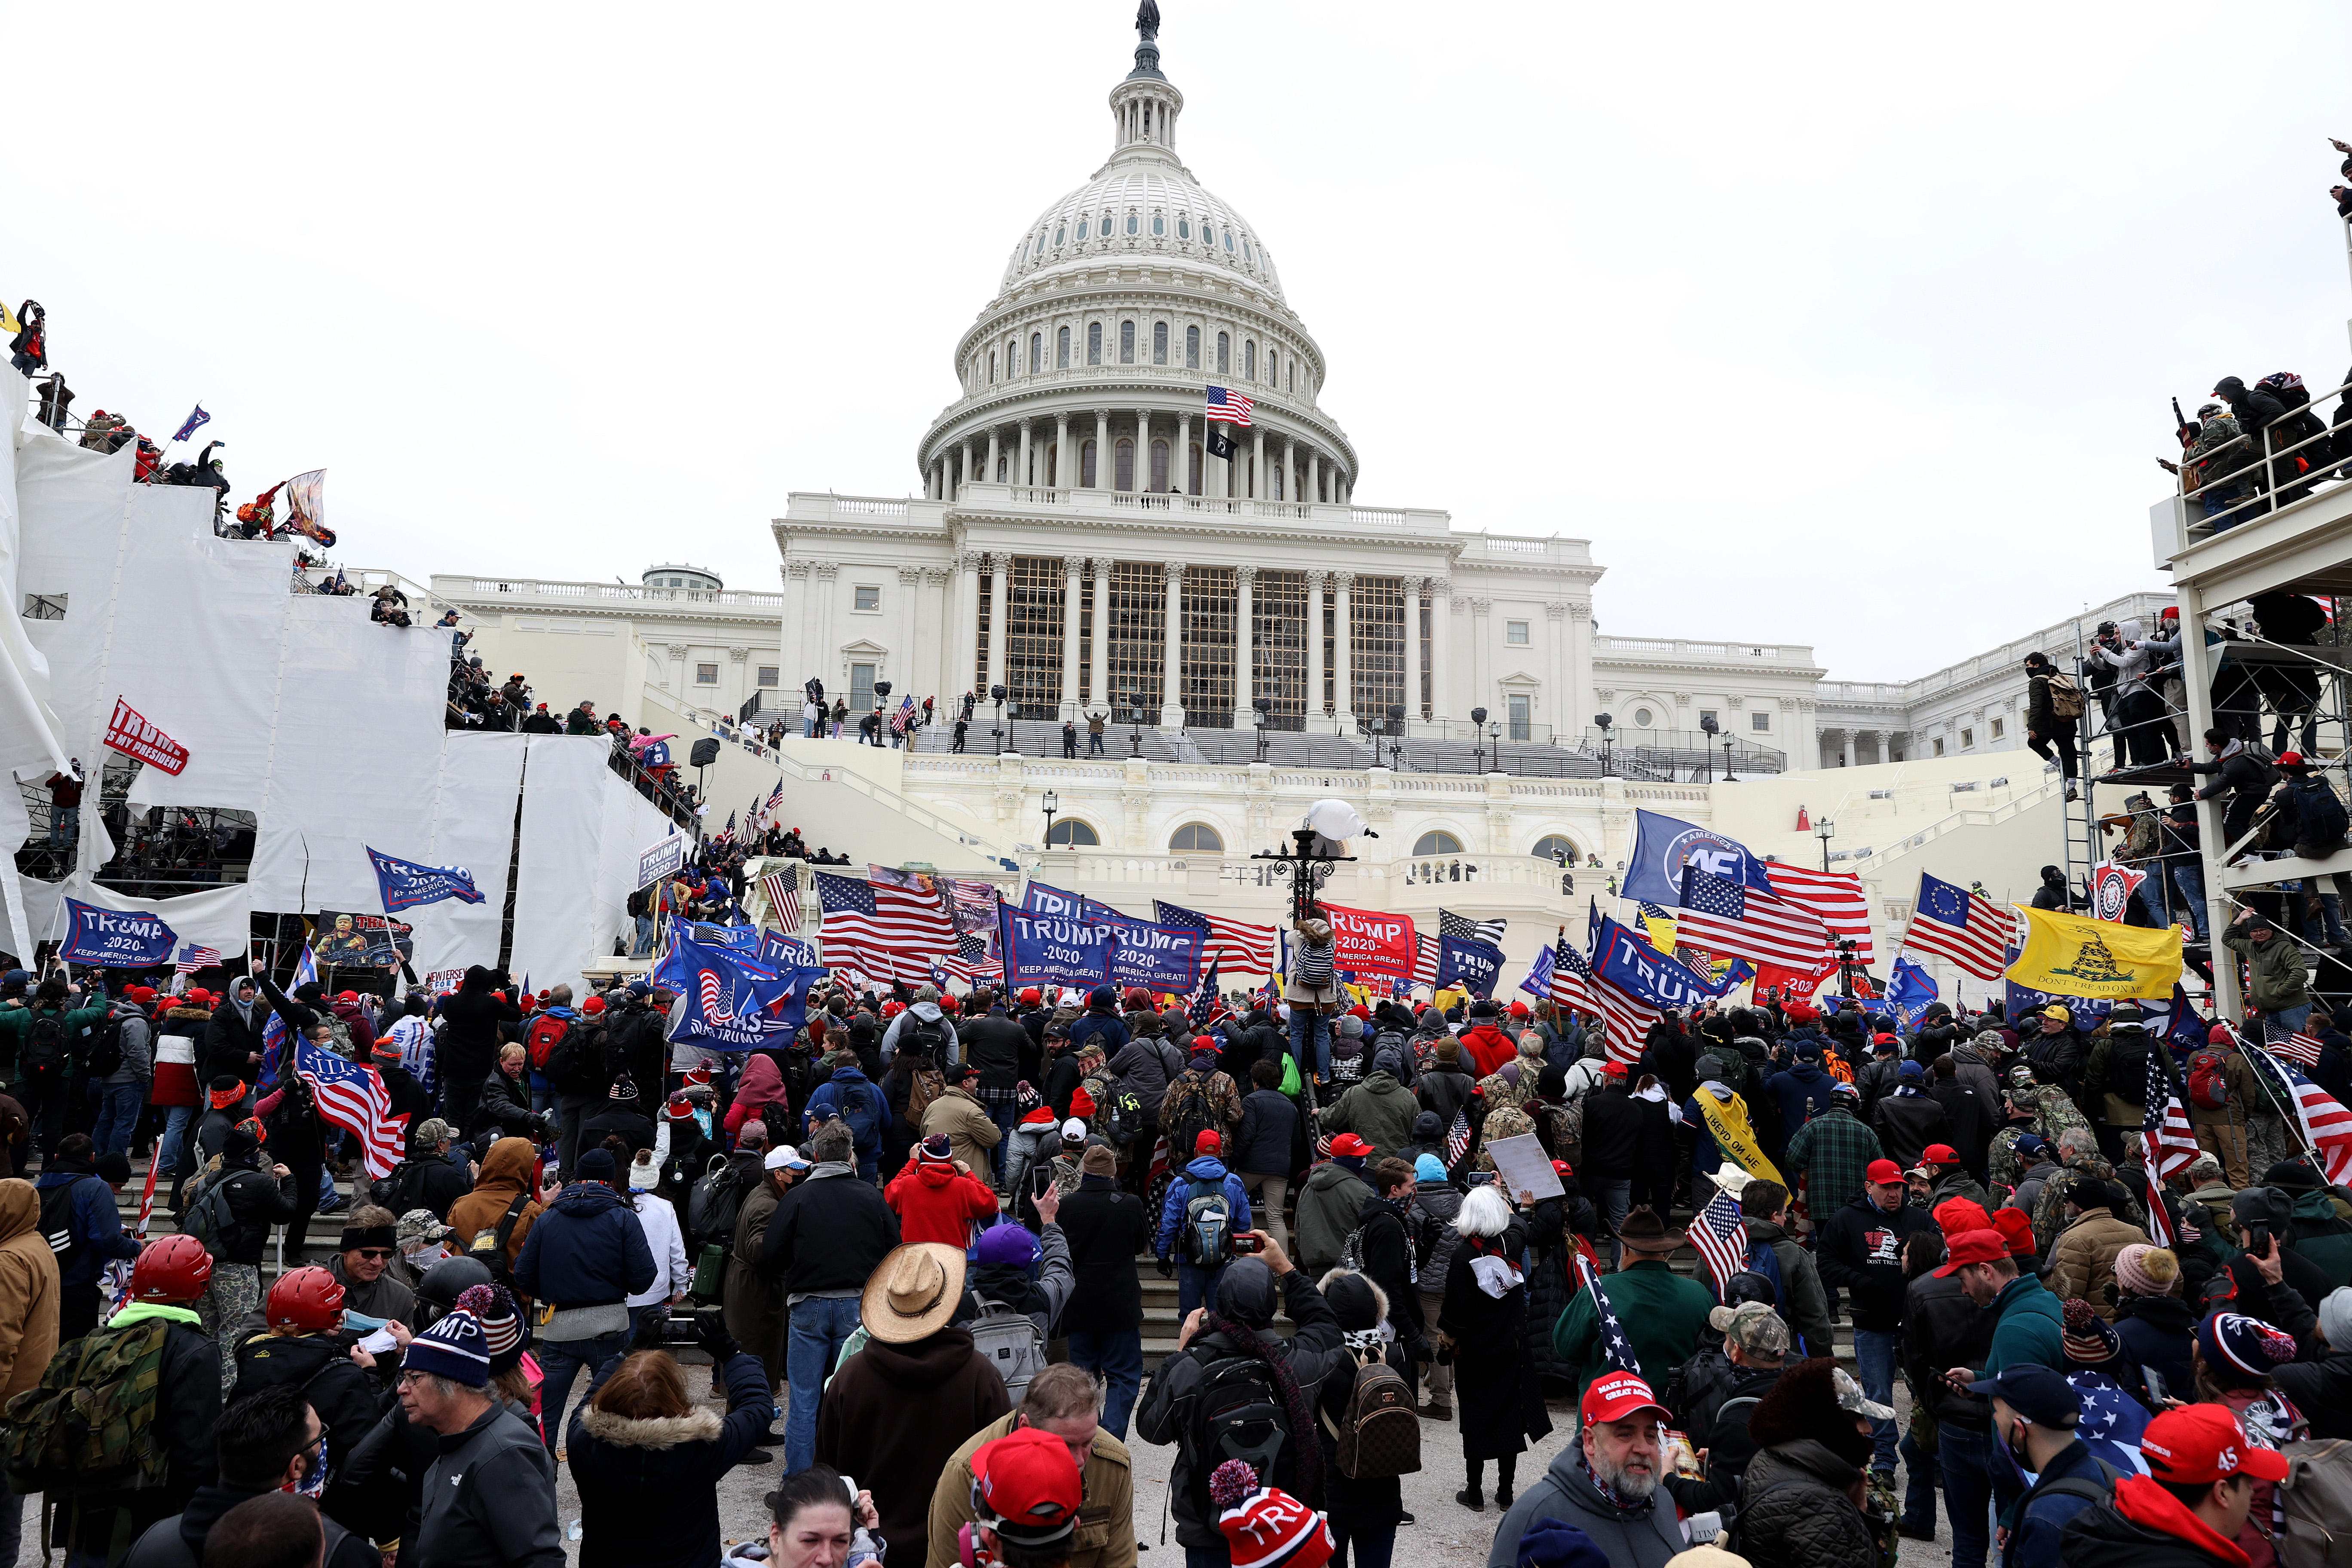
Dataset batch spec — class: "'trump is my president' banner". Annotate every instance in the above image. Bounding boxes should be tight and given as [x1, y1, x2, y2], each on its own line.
[1319, 903, 1418, 980]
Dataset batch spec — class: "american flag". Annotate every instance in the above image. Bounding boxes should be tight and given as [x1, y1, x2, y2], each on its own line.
[1153, 900, 1276, 974]
[1412, 932, 1440, 988]
[1189, 959, 1224, 1027]
[1899, 872, 2015, 981]
[890, 696, 916, 737]
[813, 871, 958, 984]
[761, 869, 802, 933]
[1688, 1186, 1750, 1295]
[293, 1036, 409, 1180]
[762, 781, 784, 824]
[1205, 386, 1253, 427]
[1443, 1109, 1472, 1167]
[2275, 1031, 2325, 1069]
[1571, 1250, 1642, 1376]
[2140, 1041, 2198, 1247]
[174, 943, 221, 977]
[2068, 1371, 2153, 1478]
[949, 879, 1004, 937]
[1764, 862, 1875, 963]
[1675, 866, 1833, 969]
[1556, 928, 1655, 1064]
[933, 932, 998, 987]
[1547, 928, 1595, 1015]
[2244, 1042, 2352, 1184]
[1439, 909, 1508, 947]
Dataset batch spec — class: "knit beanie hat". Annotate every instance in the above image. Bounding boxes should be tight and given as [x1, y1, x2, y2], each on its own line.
[608, 1074, 639, 1104]
[2199, 1311, 2299, 1384]
[919, 1133, 955, 1164]
[401, 1308, 491, 1387]
[1210, 1461, 1335, 1568]
[453, 1283, 529, 1374]
[2113, 1244, 2177, 1299]
[1080, 1144, 1118, 1178]
[2060, 1296, 2122, 1365]
[1414, 1153, 1448, 1183]
[1436, 1038, 1460, 1064]
[2318, 1286, 2352, 1354]
[576, 1147, 617, 1185]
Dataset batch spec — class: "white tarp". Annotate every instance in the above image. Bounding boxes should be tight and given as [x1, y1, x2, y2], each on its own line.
[57, 876, 252, 966]
[508, 738, 616, 1002]
[403, 734, 527, 985]
[0, 379, 75, 784]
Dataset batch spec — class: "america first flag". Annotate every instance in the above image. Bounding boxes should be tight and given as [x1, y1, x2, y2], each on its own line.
[293, 1037, 409, 1180]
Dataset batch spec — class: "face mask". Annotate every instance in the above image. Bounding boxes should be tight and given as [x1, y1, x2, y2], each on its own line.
[288, 1433, 330, 1499]
[407, 1243, 452, 1271]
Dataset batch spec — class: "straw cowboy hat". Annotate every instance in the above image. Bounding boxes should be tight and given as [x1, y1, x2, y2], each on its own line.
[860, 1243, 969, 1344]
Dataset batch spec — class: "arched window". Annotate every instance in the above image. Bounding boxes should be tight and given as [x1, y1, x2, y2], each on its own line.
[1169, 823, 1224, 852]
[1081, 440, 1098, 488]
[1008, 340, 1019, 377]
[1057, 326, 1071, 368]
[1223, 230, 1235, 253]
[1288, 361, 1295, 392]
[1243, 239, 1254, 263]
[1053, 225, 1065, 246]
[1030, 332, 1041, 372]
[1186, 325, 1200, 368]
[1204, 224, 1216, 248]
[1152, 214, 1164, 236]
[1153, 322, 1168, 365]
[1270, 462, 1282, 500]
[1115, 438, 1135, 490]
[1178, 217, 1191, 239]
[1087, 323, 1102, 365]
[1188, 442, 1202, 494]
[1216, 332, 1229, 373]
[1120, 321, 1135, 364]
[1047, 442, 1060, 487]
[1150, 440, 1170, 491]
[1047, 819, 1100, 846]
[1243, 340, 1255, 379]
[1532, 834, 1578, 863]
[1126, 213, 1138, 235]
[995, 450, 1007, 482]
[989, 351, 997, 385]
[1413, 830, 1464, 856]
[1265, 350, 1276, 385]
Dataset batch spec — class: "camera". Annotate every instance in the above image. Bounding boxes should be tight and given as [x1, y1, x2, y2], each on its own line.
[1231, 1234, 1265, 1255]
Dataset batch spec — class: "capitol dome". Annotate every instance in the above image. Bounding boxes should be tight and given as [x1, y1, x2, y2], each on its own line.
[998, 157, 1283, 302]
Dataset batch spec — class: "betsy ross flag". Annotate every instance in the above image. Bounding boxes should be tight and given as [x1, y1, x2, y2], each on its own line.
[1153, 900, 1276, 974]
[2244, 1041, 2352, 1185]
[1570, 1251, 1642, 1375]
[1764, 862, 1874, 963]
[293, 1036, 410, 1180]
[813, 871, 958, 985]
[1688, 1187, 1751, 1296]
[1901, 872, 2015, 981]
[1205, 386, 1253, 426]
[761, 870, 802, 932]
[1676, 866, 1833, 969]
[1439, 909, 1508, 947]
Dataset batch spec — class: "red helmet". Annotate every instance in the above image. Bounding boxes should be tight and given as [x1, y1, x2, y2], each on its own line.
[132, 1234, 214, 1304]
[266, 1266, 347, 1333]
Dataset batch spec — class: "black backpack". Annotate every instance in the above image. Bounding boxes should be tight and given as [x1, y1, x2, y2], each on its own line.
[687, 1157, 751, 1249]
[368, 1159, 432, 1216]
[38, 1177, 94, 1277]
[1191, 1349, 1300, 1507]
[22, 1013, 68, 1075]
[904, 1015, 950, 1060]
[2104, 1034, 2151, 1107]
[83, 1012, 129, 1079]
[543, 1022, 605, 1098]
[463, 1192, 531, 1289]
[2291, 776, 2350, 856]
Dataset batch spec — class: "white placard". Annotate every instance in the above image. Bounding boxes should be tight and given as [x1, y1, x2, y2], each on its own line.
[1482, 1132, 1564, 1202]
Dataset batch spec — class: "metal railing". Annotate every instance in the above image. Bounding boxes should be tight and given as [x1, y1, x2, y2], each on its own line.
[2168, 372, 2352, 541]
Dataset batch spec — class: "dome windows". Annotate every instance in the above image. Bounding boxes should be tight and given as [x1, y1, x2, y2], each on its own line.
[989, 350, 998, 385]
[1153, 321, 1167, 365]
[1243, 340, 1255, 379]
[1151, 440, 1170, 491]
[1087, 322, 1102, 366]
[1216, 331, 1229, 373]
[1222, 230, 1235, 253]
[1151, 214, 1164, 236]
[1265, 349, 1276, 385]
[1186, 325, 1200, 369]
[1057, 326, 1071, 368]
[1125, 213, 1138, 235]
[1029, 332, 1041, 373]
[1243, 239, 1254, 264]
[1053, 225, 1065, 246]
[1119, 320, 1135, 364]
[1177, 217, 1191, 239]
[1115, 438, 1135, 491]
[1081, 439, 1098, 487]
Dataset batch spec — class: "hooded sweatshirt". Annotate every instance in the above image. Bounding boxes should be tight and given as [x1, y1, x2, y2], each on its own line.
[722, 1053, 786, 1141]
[814, 1327, 1013, 1554]
[883, 1158, 1001, 1248]
[445, 1136, 544, 1266]
[0, 1180, 59, 1401]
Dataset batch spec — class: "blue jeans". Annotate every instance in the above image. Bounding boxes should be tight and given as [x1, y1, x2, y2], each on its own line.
[2170, 860, 2205, 939]
[1329, 1522, 1396, 1568]
[48, 804, 77, 848]
[1900, 1427, 1937, 1532]
[786, 1295, 864, 1473]
[1177, 1261, 1226, 1318]
[986, 1099, 1020, 1178]
[1852, 1328, 1899, 1473]
[87, 1081, 144, 1158]
[1066, 1329, 1144, 1439]
[1588, 1177, 1632, 1267]
[2269, 1003, 2315, 1041]
[1939, 1421, 1995, 1568]
[539, 1329, 631, 1448]
[154, 1104, 194, 1188]
[1288, 1009, 1330, 1081]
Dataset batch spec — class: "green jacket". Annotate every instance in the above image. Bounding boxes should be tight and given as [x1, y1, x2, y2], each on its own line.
[1552, 1257, 1717, 1397]
[2289, 1189, 2352, 1291]
[2223, 928, 2312, 1011]
[1744, 1216, 1834, 1357]
[0, 1000, 110, 1085]
[1978, 1273, 2064, 1379]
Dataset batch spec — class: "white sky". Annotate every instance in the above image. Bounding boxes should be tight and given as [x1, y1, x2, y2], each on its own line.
[12, 2, 2352, 681]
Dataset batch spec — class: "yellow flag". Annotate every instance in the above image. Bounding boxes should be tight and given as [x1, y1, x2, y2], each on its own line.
[1642, 910, 1679, 955]
[0, 302, 18, 337]
[1694, 1088, 1783, 1188]
[2005, 905, 2182, 1000]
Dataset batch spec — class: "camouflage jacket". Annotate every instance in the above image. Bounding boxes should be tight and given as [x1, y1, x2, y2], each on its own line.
[1473, 1102, 1537, 1173]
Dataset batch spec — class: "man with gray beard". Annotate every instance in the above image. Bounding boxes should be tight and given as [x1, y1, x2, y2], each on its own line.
[1487, 1371, 1689, 1566]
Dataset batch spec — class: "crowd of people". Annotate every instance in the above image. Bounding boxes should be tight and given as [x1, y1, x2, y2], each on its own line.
[0, 899, 2349, 1568]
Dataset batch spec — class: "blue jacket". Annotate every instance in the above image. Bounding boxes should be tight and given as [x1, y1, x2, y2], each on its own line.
[1761, 1057, 1839, 1138]
[34, 1164, 139, 1287]
[526, 1005, 577, 1094]
[513, 1180, 655, 1308]
[2003, 1438, 2109, 1568]
[1156, 1155, 1253, 1259]
[805, 1067, 885, 1157]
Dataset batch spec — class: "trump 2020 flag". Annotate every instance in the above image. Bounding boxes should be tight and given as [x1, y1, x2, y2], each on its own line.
[666, 928, 816, 1052]
[1886, 956, 1939, 1027]
[367, 848, 484, 913]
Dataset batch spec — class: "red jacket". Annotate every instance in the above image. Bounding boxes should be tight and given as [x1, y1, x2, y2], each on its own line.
[883, 1160, 1001, 1248]
[1458, 1023, 1515, 1078]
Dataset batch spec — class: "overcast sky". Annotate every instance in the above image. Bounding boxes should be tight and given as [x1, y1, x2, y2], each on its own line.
[13, 2, 2352, 680]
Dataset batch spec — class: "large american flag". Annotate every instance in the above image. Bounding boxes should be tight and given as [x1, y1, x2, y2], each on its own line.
[293, 1036, 409, 1179]
[1688, 1186, 1750, 1295]
[1439, 909, 1508, 947]
[1547, 928, 1594, 1015]
[2245, 1041, 2352, 1184]
[1550, 930, 1652, 1065]
[2274, 1030, 2325, 1069]
[1899, 872, 2015, 981]
[761, 869, 802, 933]
[1571, 1250, 1642, 1376]
[174, 943, 221, 977]
[1412, 932, 1440, 989]
[2140, 1040, 2200, 1246]
[1205, 386, 1253, 427]
[1676, 867, 1832, 969]
[1764, 862, 1874, 963]
[1153, 900, 1276, 974]
[814, 871, 958, 983]
[889, 696, 916, 737]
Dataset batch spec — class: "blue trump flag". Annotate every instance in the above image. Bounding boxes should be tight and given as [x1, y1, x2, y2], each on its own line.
[60, 898, 178, 967]
[998, 903, 1115, 990]
[1887, 956, 1939, 1026]
[1022, 880, 1087, 919]
[1622, 810, 1772, 909]
[368, 848, 484, 913]
[1520, 943, 1555, 998]
[1106, 919, 1207, 993]
[1435, 935, 1505, 998]
[1589, 909, 1723, 1011]
[666, 928, 815, 1051]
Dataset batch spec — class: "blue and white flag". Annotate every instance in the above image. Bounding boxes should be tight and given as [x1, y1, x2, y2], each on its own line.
[666, 928, 815, 1051]
[1590, 910, 1726, 1012]
[367, 847, 484, 913]
[1434, 935, 1505, 998]
[1621, 809, 1771, 908]
[1886, 956, 1939, 1027]
[1519, 943, 1555, 999]
[59, 898, 177, 967]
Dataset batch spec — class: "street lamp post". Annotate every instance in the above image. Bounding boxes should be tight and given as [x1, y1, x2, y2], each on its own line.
[1488, 719, 1503, 773]
[1041, 788, 1059, 850]
[1816, 815, 1837, 871]
[1385, 703, 1406, 770]
[1128, 684, 1144, 758]
[989, 683, 1008, 755]
[1253, 695, 1273, 762]
[1699, 712, 1719, 784]
[1252, 823, 1355, 928]
[1594, 712, 1613, 778]
[873, 680, 894, 750]
[1724, 735, 1737, 782]
[1470, 706, 1488, 775]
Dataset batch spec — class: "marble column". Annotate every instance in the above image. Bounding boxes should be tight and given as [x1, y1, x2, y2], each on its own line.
[1054, 414, 1070, 490]
[1470, 596, 1492, 723]
[986, 428, 1001, 487]
[1250, 429, 1265, 500]
[1405, 575, 1427, 726]
[784, 560, 814, 683]
[1060, 558, 1083, 717]
[1430, 580, 1454, 723]
[1088, 558, 1112, 714]
[1234, 564, 1256, 728]
[812, 564, 839, 694]
[1018, 420, 1032, 490]
[1877, 732, 1891, 766]
[1136, 409, 1152, 492]
[1546, 602, 1570, 741]
[1160, 561, 1185, 727]
[1093, 409, 1111, 491]
[963, 438, 979, 500]
[1565, 602, 1594, 744]
[954, 551, 983, 703]
[986, 552, 1010, 699]
[1284, 439, 1298, 505]
[1176, 411, 1192, 496]
[1306, 570, 1328, 721]
[1307, 450, 1321, 505]
[1332, 570, 1355, 726]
